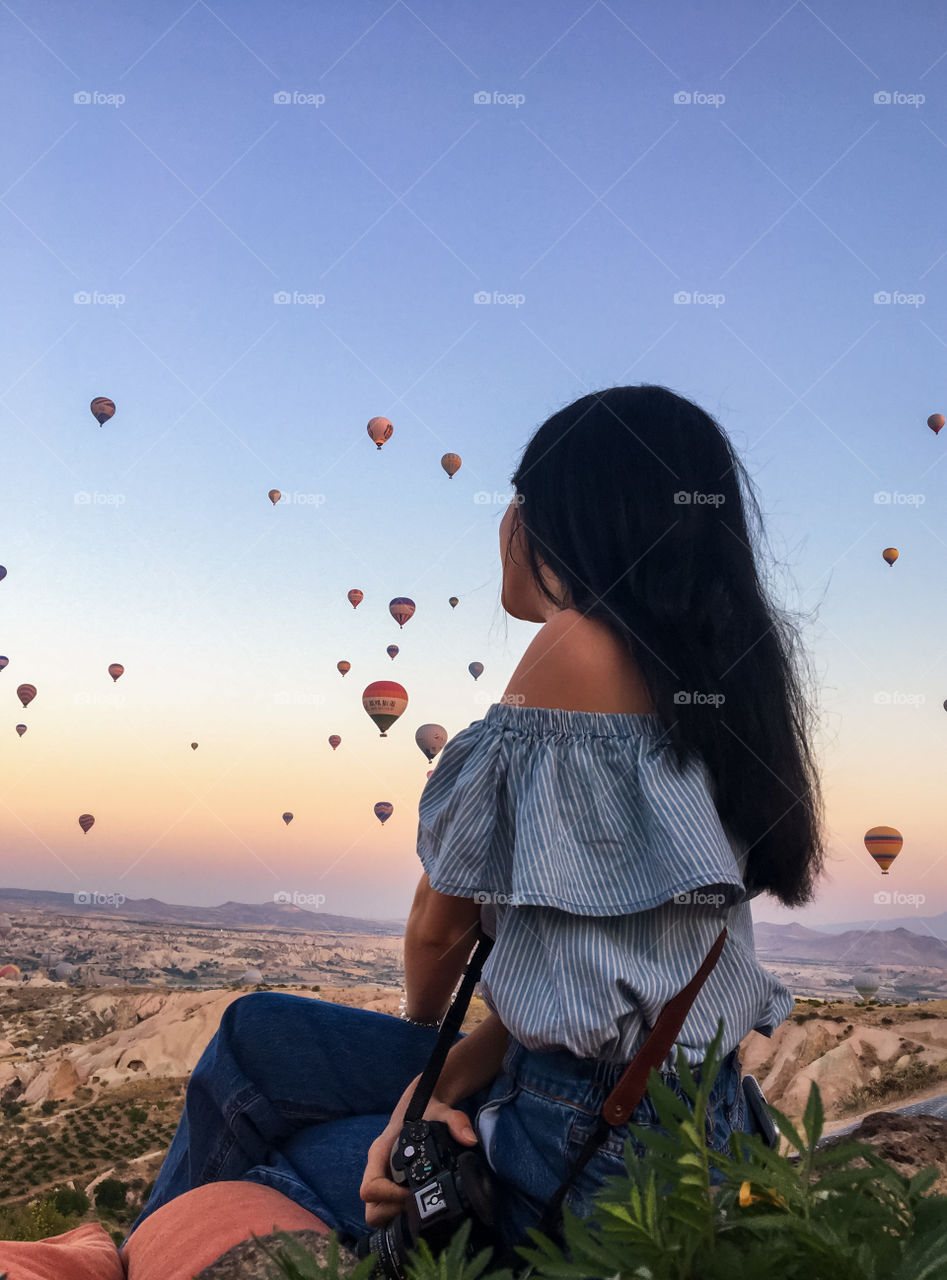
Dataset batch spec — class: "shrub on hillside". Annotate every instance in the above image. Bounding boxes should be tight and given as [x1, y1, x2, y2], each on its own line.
[94, 1178, 129, 1212]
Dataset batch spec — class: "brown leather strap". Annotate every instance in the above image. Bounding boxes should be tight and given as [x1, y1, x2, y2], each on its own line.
[601, 927, 727, 1126]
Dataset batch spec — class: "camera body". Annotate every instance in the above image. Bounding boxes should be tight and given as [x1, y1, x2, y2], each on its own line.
[357, 1118, 496, 1279]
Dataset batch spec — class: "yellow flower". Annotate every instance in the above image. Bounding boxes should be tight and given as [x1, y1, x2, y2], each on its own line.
[739, 1180, 787, 1210]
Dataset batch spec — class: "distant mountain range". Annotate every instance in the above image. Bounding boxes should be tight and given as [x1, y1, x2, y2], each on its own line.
[753, 921, 947, 968]
[0, 888, 405, 936]
[810, 910, 947, 942]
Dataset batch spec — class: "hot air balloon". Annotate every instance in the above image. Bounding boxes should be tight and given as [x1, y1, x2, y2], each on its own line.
[362, 681, 408, 737]
[864, 825, 902, 874]
[386, 645, 399, 661]
[0, 965, 21, 981]
[441, 453, 462, 479]
[268, 489, 282, 506]
[78, 813, 95, 834]
[426, 770, 434, 779]
[0, 656, 7, 671]
[337, 660, 351, 677]
[328, 734, 341, 751]
[468, 662, 484, 681]
[0, 914, 11, 939]
[928, 414, 945, 434]
[415, 723, 447, 762]
[16, 684, 36, 708]
[15, 725, 26, 738]
[53, 961, 77, 979]
[282, 812, 294, 826]
[191, 742, 198, 750]
[90, 397, 115, 426]
[347, 589, 363, 609]
[373, 801, 393, 825]
[0, 567, 6, 582]
[448, 597, 458, 609]
[882, 547, 899, 566]
[240, 968, 263, 984]
[108, 664, 124, 682]
[852, 971, 880, 1002]
[389, 597, 415, 629]
[367, 417, 393, 450]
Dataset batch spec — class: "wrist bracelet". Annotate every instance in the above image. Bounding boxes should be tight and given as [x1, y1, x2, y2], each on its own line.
[398, 990, 445, 1028]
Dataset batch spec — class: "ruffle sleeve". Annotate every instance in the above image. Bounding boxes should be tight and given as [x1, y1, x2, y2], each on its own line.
[417, 702, 748, 916]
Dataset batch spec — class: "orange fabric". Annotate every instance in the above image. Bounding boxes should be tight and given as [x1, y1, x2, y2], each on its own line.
[121, 1181, 329, 1280]
[0, 1222, 124, 1280]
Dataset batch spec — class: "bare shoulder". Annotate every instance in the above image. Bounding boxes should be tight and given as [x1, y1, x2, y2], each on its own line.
[502, 609, 655, 714]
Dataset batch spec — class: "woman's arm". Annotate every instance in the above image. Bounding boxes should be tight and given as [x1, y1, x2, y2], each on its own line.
[403, 873, 483, 1020]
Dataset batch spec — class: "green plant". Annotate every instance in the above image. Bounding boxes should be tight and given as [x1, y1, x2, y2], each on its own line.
[51, 1185, 90, 1216]
[95, 1177, 129, 1212]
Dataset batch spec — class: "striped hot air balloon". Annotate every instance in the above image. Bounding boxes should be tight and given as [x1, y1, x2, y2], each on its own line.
[78, 813, 95, 834]
[337, 660, 351, 677]
[389, 597, 415, 629]
[864, 825, 902, 875]
[362, 681, 408, 737]
[16, 684, 36, 708]
[282, 812, 294, 826]
[90, 397, 115, 426]
[386, 645, 399, 661]
[367, 418, 393, 450]
[347, 589, 363, 609]
[0, 965, 21, 981]
[15, 724, 26, 738]
[441, 452, 462, 479]
[373, 801, 393, 825]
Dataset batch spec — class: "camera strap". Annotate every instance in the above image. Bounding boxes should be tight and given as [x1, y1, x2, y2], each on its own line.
[534, 925, 728, 1241]
[404, 933, 494, 1124]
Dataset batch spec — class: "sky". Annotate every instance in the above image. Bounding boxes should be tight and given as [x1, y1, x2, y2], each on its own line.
[1, 0, 946, 927]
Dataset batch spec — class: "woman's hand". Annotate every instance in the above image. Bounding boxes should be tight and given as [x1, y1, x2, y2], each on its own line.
[360, 1095, 479, 1229]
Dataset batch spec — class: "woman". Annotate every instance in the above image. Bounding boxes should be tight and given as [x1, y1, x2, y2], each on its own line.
[129, 384, 824, 1256]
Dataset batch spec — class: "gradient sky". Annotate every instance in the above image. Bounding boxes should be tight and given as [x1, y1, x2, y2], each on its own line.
[1, 1, 946, 926]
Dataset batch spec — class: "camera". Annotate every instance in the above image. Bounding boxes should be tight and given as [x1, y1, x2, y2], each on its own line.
[357, 1117, 497, 1278]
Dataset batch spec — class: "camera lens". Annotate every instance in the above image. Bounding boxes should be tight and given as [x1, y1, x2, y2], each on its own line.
[357, 1220, 410, 1280]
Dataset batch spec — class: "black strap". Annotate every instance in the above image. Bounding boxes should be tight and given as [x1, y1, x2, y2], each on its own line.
[404, 934, 494, 1123]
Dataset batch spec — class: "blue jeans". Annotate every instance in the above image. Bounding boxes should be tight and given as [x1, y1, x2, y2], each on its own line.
[128, 993, 746, 1249]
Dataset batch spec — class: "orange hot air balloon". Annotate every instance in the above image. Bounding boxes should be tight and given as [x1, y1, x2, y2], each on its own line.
[15, 724, 26, 738]
[268, 489, 282, 506]
[448, 597, 458, 609]
[16, 684, 36, 708]
[415, 724, 447, 762]
[386, 645, 399, 661]
[367, 417, 393, 450]
[374, 801, 393, 825]
[190, 742, 198, 750]
[337, 660, 351, 677]
[468, 662, 484, 681]
[441, 452, 462, 479]
[78, 813, 95, 834]
[108, 664, 124, 682]
[347, 589, 364, 609]
[362, 680, 408, 737]
[928, 414, 945, 434]
[90, 397, 115, 426]
[389, 597, 415, 629]
[882, 547, 899, 566]
[328, 734, 341, 750]
[0, 965, 21, 981]
[282, 812, 294, 826]
[864, 825, 902, 875]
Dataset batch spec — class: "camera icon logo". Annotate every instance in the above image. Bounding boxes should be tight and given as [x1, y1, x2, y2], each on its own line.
[874, 91, 892, 105]
[674, 91, 691, 104]
[874, 290, 891, 304]
[273, 91, 292, 104]
[873, 890, 891, 905]
[74, 91, 91, 105]
[74, 290, 91, 304]
[873, 491, 891, 504]
[673, 290, 692, 304]
[673, 691, 692, 704]
[673, 891, 693, 904]
[273, 291, 291, 304]
[673, 491, 692, 504]
[74, 891, 91, 904]
[473, 91, 491, 105]
[473, 291, 491, 304]
[74, 491, 91, 504]
[273, 890, 292, 904]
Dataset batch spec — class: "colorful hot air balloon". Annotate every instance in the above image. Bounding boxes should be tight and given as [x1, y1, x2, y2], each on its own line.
[386, 645, 399, 661]
[415, 724, 447, 762]
[78, 813, 95, 834]
[0, 567, 6, 582]
[426, 769, 434, 779]
[468, 662, 484, 681]
[328, 734, 341, 751]
[864, 825, 902, 875]
[373, 801, 393, 825]
[347, 589, 364, 609]
[0, 657, 8, 671]
[268, 489, 282, 506]
[90, 397, 115, 426]
[282, 812, 294, 826]
[882, 547, 899, 566]
[389, 597, 416, 629]
[448, 597, 458, 609]
[191, 742, 198, 750]
[16, 684, 36, 708]
[15, 724, 26, 738]
[367, 417, 393, 450]
[928, 414, 945, 434]
[108, 664, 124, 682]
[362, 681, 408, 737]
[441, 452, 462, 479]
[337, 660, 351, 677]
[0, 965, 21, 981]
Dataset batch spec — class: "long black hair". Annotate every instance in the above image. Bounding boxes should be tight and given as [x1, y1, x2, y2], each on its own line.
[507, 384, 825, 909]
